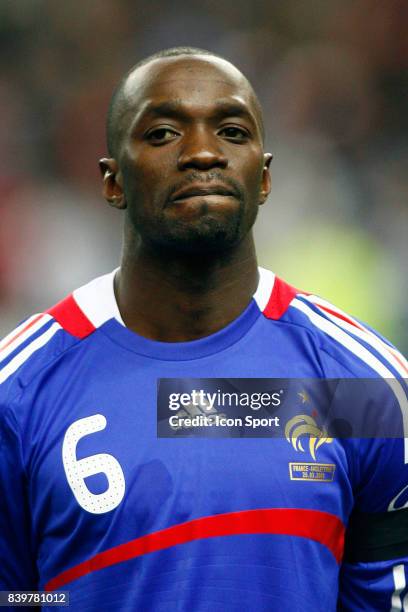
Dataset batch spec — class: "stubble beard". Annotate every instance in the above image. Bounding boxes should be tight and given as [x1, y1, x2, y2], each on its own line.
[132, 195, 256, 256]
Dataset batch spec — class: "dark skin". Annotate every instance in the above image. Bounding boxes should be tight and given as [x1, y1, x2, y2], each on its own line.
[99, 55, 272, 342]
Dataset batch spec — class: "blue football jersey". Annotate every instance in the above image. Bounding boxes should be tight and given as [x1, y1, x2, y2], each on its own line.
[0, 267, 407, 611]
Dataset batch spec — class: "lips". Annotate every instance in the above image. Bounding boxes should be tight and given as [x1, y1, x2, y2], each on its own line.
[171, 184, 235, 201]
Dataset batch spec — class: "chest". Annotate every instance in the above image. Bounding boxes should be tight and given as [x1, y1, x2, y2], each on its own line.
[27, 369, 353, 534]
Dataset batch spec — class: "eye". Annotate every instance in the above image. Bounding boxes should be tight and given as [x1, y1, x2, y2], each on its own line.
[146, 127, 179, 144]
[218, 126, 249, 141]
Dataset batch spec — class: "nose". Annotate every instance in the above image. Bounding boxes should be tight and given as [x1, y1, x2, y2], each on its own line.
[177, 127, 228, 171]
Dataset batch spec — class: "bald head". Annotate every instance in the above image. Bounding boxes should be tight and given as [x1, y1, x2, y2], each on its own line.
[106, 47, 265, 158]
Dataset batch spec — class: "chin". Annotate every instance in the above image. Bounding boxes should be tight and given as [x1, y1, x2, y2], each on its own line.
[157, 221, 244, 255]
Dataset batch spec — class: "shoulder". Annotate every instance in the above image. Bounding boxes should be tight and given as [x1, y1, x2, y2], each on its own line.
[255, 267, 407, 379]
[0, 269, 119, 397]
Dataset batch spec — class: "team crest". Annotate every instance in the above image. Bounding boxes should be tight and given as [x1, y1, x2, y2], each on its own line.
[285, 414, 332, 460]
[285, 413, 335, 482]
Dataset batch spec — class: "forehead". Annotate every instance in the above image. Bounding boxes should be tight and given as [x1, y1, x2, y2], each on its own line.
[122, 56, 257, 120]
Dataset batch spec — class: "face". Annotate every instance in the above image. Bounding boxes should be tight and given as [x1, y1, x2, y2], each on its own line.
[100, 56, 272, 254]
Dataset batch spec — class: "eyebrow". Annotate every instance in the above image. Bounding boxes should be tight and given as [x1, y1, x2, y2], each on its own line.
[132, 98, 259, 131]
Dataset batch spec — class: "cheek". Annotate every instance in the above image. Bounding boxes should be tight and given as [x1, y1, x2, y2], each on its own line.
[123, 150, 175, 198]
[241, 162, 264, 197]
[235, 148, 264, 189]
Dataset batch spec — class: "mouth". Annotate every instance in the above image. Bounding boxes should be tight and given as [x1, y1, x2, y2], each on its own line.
[170, 184, 236, 202]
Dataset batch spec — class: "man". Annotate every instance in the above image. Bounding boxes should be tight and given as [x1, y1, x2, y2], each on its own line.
[0, 46, 407, 611]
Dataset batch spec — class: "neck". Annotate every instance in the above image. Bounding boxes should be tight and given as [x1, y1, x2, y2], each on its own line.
[115, 233, 259, 342]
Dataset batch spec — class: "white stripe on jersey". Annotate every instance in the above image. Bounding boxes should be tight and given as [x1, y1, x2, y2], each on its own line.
[305, 295, 408, 377]
[391, 564, 406, 611]
[253, 267, 275, 311]
[0, 314, 42, 350]
[0, 322, 61, 385]
[0, 314, 53, 364]
[291, 298, 408, 462]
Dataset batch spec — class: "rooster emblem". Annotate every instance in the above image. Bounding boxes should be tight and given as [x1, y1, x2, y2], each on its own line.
[285, 414, 332, 460]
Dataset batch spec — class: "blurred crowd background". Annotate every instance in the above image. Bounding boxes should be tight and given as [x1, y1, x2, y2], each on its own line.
[0, 0, 407, 350]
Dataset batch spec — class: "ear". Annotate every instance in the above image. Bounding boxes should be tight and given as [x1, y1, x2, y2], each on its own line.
[98, 158, 126, 210]
[259, 152, 273, 206]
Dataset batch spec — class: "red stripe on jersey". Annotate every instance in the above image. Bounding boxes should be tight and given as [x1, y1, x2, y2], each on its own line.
[317, 304, 363, 330]
[263, 277, 304, 319]
[0, 314, 44, 353]
[317, 303, 408, 375]
[45, 508, 345, 591]
[47, 295, 95, 339]
[387, 351, 408, 375]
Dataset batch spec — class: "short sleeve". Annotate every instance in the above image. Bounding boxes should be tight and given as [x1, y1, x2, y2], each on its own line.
[0, 387, 39, 590]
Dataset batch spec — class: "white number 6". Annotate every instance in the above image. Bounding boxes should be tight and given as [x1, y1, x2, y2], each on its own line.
[62, 414, 125, 514]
